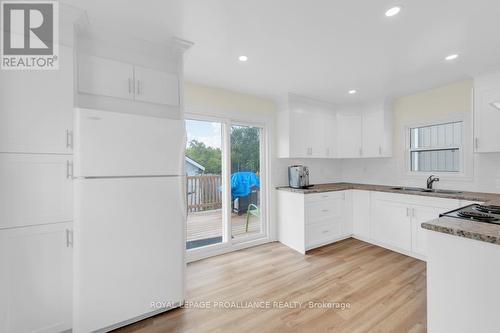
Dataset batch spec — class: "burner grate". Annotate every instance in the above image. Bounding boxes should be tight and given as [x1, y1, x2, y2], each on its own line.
[475, 205, 500, 215]
[457, 210, 498, 221]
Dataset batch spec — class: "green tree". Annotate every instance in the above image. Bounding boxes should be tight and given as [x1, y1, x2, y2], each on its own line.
[185, 140, 222, 174]
[231, 126, 260, 173]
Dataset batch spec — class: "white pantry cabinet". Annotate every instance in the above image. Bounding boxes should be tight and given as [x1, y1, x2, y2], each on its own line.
[78, 54, 180, 107]
[0, 154, 73, 229]
[0, 46, 73, 154]
[474, 71, 500, 152]
[0, 222, 73, 333]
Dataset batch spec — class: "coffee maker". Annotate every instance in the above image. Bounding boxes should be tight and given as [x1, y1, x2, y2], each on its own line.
[288, 165, 311, 189]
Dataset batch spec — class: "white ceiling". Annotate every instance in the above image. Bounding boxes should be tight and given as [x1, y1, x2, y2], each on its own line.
[64, 0, 500, 105]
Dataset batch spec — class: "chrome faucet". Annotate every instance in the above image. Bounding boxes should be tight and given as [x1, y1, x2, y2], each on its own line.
[427, 175, 440, 190]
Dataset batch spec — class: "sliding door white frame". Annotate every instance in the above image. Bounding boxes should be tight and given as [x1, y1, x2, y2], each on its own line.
[185, 112, 271, 263]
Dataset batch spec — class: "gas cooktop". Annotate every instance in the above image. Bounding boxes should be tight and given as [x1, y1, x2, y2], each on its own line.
[440, 204, 500, 225]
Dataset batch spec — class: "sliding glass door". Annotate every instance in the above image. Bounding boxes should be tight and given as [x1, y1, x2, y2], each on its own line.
[230, 124, 263, 240]
[185, 119, 225, 250]
[185, 117, 267, 253]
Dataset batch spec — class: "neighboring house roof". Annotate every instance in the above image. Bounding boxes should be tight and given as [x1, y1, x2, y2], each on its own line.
[185, 156, 205, 171]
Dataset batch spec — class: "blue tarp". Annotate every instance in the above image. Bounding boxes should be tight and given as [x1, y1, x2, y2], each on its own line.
[231, 172, 260, 199]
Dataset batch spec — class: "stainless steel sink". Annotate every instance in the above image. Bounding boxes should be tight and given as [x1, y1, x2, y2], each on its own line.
[391, 187, 462, 194]
[392, 187, 431, 192]
[431, 189, 463, 194]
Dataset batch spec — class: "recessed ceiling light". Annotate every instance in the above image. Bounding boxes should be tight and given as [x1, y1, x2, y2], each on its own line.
[385, 6, 401, 17]
[348, 90, 357, 95]
[445, 54, 459, 61]
[238, 55, 248, 62]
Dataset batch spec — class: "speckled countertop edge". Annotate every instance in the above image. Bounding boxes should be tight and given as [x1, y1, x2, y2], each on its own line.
[422, 217, 500, 245]
[276, 182, 500, 245]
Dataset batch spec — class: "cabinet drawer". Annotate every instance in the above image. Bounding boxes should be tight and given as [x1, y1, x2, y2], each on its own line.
[306, 199, 342, 224]
[305, 191, 345, 203]
[306, 220, 341, 247]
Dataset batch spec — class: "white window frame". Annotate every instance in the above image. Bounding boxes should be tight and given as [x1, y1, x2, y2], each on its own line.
[184, 112, 271, 262]
[403, 114, 473, 180]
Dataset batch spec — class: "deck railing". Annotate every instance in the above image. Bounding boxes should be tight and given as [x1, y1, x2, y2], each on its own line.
[187, 175, 223, 212]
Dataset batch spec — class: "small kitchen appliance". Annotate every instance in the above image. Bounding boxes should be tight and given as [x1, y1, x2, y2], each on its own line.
[288, 165, 311, 189]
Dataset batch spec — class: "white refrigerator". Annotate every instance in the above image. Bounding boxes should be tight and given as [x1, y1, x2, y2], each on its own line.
[73, 108, 186, 333]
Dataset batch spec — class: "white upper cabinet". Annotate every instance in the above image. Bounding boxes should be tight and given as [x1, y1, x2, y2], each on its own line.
[337, 112, 363, 158]
[278, 94, 335, 158]
[324, 112, 338, 158]
[474, 71, 500, 152]
[78, 55, 134, 101]
[362, 104, 392, 157]
[134, 66, 179, 106]
[277, 94, 392, 159]
[78, 55, 180, 106]
[0, 46, 73, 154]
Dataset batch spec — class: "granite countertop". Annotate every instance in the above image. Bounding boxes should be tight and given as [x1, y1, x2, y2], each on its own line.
[277, 182, 500, 245]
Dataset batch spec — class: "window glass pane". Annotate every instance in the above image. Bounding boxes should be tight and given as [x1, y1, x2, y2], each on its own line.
[410, 122, 462, 149]
[410, 149, 459, 172]
[230, 125, 263, 239]
[185, 119, 224, 250]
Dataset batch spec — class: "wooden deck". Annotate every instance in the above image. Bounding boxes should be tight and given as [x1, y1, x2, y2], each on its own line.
[187, 209, 260, 242]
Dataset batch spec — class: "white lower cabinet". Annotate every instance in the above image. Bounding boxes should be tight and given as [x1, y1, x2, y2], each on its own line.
[305, 191, 350, 250]
[370, 192, 461, 259]
[279, 189, 463, 260]
[277, 190, 351, 254]
[0, 222, 73, 333]
[352, 190, 370, 239]
[371, 197, 412, 252]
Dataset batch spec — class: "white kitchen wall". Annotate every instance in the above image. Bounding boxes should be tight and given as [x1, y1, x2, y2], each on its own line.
[274, 158, 342, 186]
[341, 80, 500, 194]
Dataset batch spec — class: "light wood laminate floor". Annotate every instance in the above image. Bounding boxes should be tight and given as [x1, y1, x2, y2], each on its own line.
[115, 238, 427, 333]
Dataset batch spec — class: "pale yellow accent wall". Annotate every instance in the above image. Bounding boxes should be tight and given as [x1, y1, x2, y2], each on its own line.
[342, 80, 477, 188]
[184, 82, 278, 117]
[393, 80, 472, 142]
[392, 80, 473, 174]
